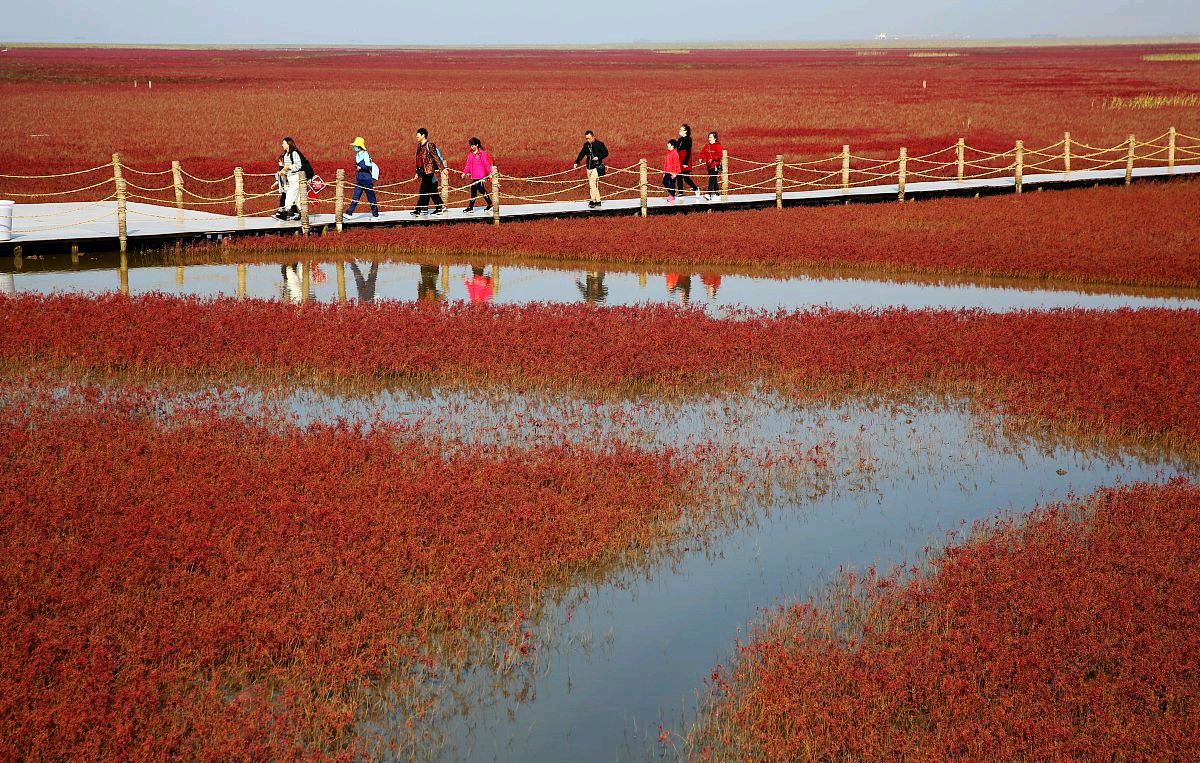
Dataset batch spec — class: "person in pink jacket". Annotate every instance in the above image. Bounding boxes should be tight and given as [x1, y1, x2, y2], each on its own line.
[461, 137, 494, 213]
[662, 139, 684, 203]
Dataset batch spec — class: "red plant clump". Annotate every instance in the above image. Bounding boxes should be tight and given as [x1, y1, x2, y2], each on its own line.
[2, 294, 1198, 452]
[0, 392, 687, 760]
[2, 45, 1198, 196]
[688, 479, 1200, 762]
[211, 178, 1200, 289]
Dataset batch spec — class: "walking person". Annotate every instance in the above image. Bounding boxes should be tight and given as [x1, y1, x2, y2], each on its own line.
[572, 130, 609, 208]
[461, 137, 494, 214]
[412, 128, 446, 217]
[699, 131, 724, 201]
[274, 137, 304, 221]
[676, 124, 700, 199]
[663, 139, 684, 204]
[345, 137, 379, 219]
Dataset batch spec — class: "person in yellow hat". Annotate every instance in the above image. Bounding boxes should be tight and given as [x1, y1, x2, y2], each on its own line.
[346, 136, 379, 218]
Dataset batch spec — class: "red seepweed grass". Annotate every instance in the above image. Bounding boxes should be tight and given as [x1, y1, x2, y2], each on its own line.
[2, 293, 1198, 456]
[209, 178, 1200, 289]
[687, 479, 1200, 762]
[0, 390, 689, 760]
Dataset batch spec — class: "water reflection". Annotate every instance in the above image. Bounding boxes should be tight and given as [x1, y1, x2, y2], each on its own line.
[575, 271, 607, 304]
[6, 255, 1200, 313]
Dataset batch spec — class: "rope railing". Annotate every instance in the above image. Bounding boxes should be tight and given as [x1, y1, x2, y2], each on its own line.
[2, 127, 1198, 250]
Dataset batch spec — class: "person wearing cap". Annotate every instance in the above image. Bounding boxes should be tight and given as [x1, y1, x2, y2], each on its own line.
[346, 137, 379, 218]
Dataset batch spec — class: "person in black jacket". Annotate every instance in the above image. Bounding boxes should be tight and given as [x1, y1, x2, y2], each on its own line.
[676, 124, 700, 198]
[573, 130, 609, 208]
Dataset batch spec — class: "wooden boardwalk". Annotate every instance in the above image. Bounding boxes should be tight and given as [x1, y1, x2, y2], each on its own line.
[4, 164, 1198, 255]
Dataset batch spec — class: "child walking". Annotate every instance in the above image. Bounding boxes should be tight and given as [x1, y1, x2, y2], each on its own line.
[663, 139, 683, 203]
[461, 137, 494, 213]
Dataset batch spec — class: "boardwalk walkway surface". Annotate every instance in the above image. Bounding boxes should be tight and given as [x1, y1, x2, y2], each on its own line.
[4, 165, 1197, 255]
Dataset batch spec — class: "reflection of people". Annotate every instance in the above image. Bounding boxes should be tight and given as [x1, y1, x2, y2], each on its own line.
[665, 272, 691, 304]
[418, 264, 445, 302]
[464, 265, 494, 303]
[280, 263, 307, 304]
[700, 272, 722, 300]
[350, 260, 379, 302]
[575, 271, 608, 304]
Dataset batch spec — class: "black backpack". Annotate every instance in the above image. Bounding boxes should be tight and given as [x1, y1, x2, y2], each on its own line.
[296, 150, 316, 180]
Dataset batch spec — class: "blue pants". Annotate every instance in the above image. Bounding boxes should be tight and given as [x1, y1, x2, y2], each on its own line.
[347, 177, 378, 215]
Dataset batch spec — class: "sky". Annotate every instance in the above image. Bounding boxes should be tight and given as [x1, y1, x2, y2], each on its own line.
[2, 0, 1196, 45]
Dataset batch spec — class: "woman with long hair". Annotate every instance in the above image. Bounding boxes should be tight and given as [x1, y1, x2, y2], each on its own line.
[275, 137, 303, 221]
[676, 123, 700, 198]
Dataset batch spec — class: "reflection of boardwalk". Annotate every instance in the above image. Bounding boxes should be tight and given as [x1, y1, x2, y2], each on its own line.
[6, 164, 1200, 254]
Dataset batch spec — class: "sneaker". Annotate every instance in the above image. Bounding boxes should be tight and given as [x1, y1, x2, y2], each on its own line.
[667, 196, 676, 204]
[410, 210, 423, 217]
[371, 213, 379, 218]
[485, 203, 493, 211]
[432, 206, 446, 215]
[593, 201, 602, 208]
[463, 206, 475, 214]
[272, 211, 287, 221]
[289, 213, 302, 221]
[587, 201, 598, 208]
[694, 189, 701, 199]
[343, 211, 355, 219]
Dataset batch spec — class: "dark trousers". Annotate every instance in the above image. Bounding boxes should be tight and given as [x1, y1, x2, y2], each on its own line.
[678, 169, 698, 191]
[707, 167, 720, 193]
[347, 179, 378, 215]
[415, 173, 443, 210]
[467, 180, 491, 209]
[663, 173, 681, 195]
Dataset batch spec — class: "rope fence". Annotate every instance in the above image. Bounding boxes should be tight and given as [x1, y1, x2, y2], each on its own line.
[1, 127, 1197, 251]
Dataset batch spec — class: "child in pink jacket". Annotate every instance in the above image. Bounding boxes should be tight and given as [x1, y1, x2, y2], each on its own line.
[461, 137, 494, 213]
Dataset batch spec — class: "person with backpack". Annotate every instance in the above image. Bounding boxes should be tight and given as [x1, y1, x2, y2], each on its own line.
[274, 137, 305, 221]
[345, 136, 379, 219]
[700, 131, 724, 201]
[412, 128, 446, 216]
[461, 137, 493, 214]
[572, 130, 609, 208]
[676, 124, 700, 199]
[663, 139, 683, 204]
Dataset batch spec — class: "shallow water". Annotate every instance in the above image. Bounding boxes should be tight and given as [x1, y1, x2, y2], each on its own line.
[218, 387, 1189, 762]
[4, 257, 1200, 312]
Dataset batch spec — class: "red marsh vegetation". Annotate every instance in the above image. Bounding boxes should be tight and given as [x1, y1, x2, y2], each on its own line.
[0, 391, 688, 760]
[687, 479, 1200, 762]
[2, 294, 1198, 454]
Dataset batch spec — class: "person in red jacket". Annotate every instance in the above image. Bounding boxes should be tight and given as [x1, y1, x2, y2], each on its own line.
[663, 139, 684, 203]
[700, 131, 724, 201]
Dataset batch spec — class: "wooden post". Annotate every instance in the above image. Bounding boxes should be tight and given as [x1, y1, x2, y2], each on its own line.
[298, 171, 310, 234]
[955, 138, 965, 183]
[171, 160, 184, 210]
[639, 158, 648, 217]
[1014, 140, 1024, 194]
[774, 155, 784, 209]
[1168, 127, 1177, 173]
[440, 167, 450, 210]
[237, 263, 247, 298]
[897, 147, 907, 201]
[491, 167, 501, 226]
[334, 169, 345, 232]
[1125, 134, 1136, 186]
[336, 261, 346, 302]
[1063, 132, 1071, 177]
[112, 153, 128, 254]
[841, 145, 850, 191]
[234, 167, 245, 220]
[720, 149, 729, 199]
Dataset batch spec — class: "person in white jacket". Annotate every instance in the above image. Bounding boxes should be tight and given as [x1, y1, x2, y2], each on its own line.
[275, 137, 303, 221]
